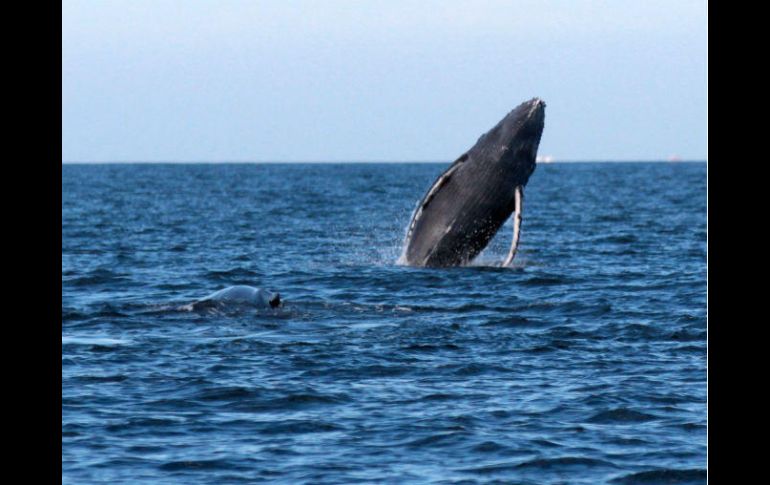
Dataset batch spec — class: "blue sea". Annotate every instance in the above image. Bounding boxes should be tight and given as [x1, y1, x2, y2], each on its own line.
[62, 162, 707, 484]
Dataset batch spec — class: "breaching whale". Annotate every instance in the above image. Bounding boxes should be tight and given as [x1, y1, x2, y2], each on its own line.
[400, 98, 545, 267]
[191, 286, 281, 310]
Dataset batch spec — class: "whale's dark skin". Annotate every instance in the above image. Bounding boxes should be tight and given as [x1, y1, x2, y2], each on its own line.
[401, 98, 545, 267]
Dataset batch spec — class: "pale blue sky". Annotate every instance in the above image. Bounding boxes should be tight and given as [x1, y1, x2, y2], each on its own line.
[62, 1, 707, 162]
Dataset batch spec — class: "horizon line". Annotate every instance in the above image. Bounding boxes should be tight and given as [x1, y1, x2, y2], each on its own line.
[62, 159, 707, 164]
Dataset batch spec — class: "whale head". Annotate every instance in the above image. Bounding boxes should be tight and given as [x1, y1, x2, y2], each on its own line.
[471, 97, 545, 183]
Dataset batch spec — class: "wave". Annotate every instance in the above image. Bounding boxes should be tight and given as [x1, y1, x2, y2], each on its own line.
[61, 336, 132, 346]
[610, 468, 706, 484]
[588, 408, 660, 424]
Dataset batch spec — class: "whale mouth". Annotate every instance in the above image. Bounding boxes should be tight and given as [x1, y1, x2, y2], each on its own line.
[269, 293, 281, 308]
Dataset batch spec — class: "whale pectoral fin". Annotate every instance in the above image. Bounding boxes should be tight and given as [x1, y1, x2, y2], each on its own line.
[503, 186, 523, 267]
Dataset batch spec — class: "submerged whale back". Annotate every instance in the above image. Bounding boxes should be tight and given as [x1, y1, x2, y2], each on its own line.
[193, 285, 281, 309]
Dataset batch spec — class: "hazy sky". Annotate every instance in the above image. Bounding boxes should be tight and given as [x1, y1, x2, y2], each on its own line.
[62, 1, 707, 162]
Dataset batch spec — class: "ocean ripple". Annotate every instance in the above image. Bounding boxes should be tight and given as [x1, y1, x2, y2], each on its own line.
[63, 163, 706, 484]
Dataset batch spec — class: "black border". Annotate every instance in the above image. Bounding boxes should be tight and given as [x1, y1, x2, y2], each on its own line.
[54, 1, 64, 481]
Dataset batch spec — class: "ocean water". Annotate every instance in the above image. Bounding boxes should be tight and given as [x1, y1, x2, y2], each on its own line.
[62, 162, 707, 484]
